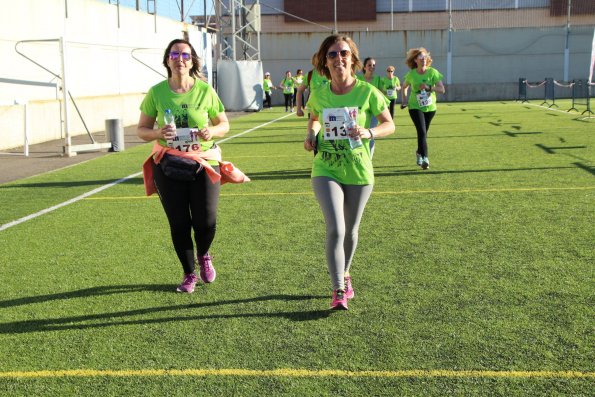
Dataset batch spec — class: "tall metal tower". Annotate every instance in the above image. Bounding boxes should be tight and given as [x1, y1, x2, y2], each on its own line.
[215, 0, 261, 61]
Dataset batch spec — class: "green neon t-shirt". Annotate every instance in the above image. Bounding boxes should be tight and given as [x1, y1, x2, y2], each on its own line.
[357, 74, 382, 90]
[307, 79, 388, 185]
[139, 79, 225, 160]
[281, 78, 295, 94]
[304, 70, 329, 90]
[381, 76, 401, 99]
[263, 78, 274, 93]
[404, 67, 443, 112]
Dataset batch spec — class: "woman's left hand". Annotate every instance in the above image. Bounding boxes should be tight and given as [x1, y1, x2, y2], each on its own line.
[198, 128, 212, 141]
[348, 124, 372, 140]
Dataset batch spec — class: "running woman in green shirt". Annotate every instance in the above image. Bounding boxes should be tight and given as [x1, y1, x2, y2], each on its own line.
[381, 65, 401, 118]
[357, 57, 383, 128]
[279, 70, 295, 112]
[401, 47, 445, 170]
[304, 35, 394, 310]
[137, 39, 229, 294]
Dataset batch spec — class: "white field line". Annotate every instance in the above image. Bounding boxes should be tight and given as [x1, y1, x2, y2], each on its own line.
[521, 102, 595, 118]
[0, 113, 292, 232]
[0, 174, 141, 232]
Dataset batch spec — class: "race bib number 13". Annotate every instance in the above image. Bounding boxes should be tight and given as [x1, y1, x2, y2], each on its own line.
[322, 107, 358, 140]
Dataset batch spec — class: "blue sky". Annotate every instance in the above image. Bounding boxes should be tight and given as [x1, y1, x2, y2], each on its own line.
[115, 0, 214, 23]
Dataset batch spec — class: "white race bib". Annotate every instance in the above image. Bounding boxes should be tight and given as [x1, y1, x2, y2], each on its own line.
[322, 107, 358, 140]
[167, 128, 201, 152]
[416, 90, 433, 107]
[387, 88, 395, 97]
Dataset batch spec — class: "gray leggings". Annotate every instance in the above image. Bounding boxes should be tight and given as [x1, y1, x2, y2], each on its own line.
[312, 176, 373, 291]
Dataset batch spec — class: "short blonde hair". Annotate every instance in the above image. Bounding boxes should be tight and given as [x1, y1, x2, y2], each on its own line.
[405, 47, 433, 69]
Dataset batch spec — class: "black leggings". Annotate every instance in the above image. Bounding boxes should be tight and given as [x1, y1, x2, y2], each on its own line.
[408, 109, 436, 158]
[388, 98, 395, 119]
[153, 162, 220, 274]
[284, 93, 293, 110]
[264, 91, 271, 108]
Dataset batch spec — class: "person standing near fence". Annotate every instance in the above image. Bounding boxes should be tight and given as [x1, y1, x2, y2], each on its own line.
[304, 34, 394, 310]
[381, 65, 401, 118]
[137, 38, 248, 294]
[279, 70, 296, 112]
[401, 47, 445, 170]
[263, 72, 275, 110]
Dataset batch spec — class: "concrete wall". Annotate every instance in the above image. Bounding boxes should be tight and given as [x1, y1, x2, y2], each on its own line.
[1, 1, 593, 150]
[260, 26, 594, 105]
[0, 0, 193, 151]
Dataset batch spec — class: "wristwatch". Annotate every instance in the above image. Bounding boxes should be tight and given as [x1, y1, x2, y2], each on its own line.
[368, 128, 375, 139]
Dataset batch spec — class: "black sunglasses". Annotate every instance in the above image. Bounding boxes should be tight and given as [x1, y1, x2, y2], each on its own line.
[326, 49, 351, 59]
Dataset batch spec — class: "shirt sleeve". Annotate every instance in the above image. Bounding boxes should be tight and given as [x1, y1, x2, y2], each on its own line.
[139, 87, 157, 118]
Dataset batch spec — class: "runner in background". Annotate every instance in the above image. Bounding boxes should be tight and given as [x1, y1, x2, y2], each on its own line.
[279, 70, 296, 112]
[381, 65, 401, 118]
[401, 47, 445, 170]
[357, 57, 383, 128]
[296, 55, 329, 118]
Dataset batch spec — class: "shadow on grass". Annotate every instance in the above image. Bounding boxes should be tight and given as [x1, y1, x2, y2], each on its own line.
[0, 177, 144, 189]
[0, 285, 332, 333]
[373, 164, 580, 177]
[246, 169, 311, 181]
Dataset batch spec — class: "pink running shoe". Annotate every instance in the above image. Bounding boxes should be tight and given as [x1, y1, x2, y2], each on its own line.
[176, 273, 198, 293]
[197, 253, 216, 283]
[344, 276, 354, 300]
[330, 289, 348, 310]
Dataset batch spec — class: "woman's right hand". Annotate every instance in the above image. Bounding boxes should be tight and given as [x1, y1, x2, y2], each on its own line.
[161, 124, 177, 140]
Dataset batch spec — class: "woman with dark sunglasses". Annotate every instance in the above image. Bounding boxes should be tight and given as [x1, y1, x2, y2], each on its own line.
[401, 47, 445, 170]
[304, 35, 394, 310]
[137, 38, 247, 294]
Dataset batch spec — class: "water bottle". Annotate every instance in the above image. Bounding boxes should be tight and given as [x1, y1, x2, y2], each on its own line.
[345, 119, 362, 149]
[164, 109, 175, 129]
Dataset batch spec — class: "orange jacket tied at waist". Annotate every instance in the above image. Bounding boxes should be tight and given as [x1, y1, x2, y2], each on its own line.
[142, 142, 250, 196]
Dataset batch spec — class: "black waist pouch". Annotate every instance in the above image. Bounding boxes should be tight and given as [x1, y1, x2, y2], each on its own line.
[159, 152, 203, 181]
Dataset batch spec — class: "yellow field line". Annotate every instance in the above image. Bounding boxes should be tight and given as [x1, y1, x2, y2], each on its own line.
[84, 186, 595, 200]
[1, 368, 593, 379]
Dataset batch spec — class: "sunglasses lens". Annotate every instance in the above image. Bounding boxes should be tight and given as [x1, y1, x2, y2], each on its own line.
[327, 50, 350, 59]
[170, 52, 191, 61]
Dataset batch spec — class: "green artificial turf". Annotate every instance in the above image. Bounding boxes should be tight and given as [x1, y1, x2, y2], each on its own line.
[0, 101, 593, 396]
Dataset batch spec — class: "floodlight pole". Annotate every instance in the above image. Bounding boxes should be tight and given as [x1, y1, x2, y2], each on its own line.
[391, 0, 394, 31]
[231, 0, 236, 60]
[563, 0, 571, 81]
[60, 36, 73, 157]
[447, 0, 453, 85]
[333, 0, 337, 34]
